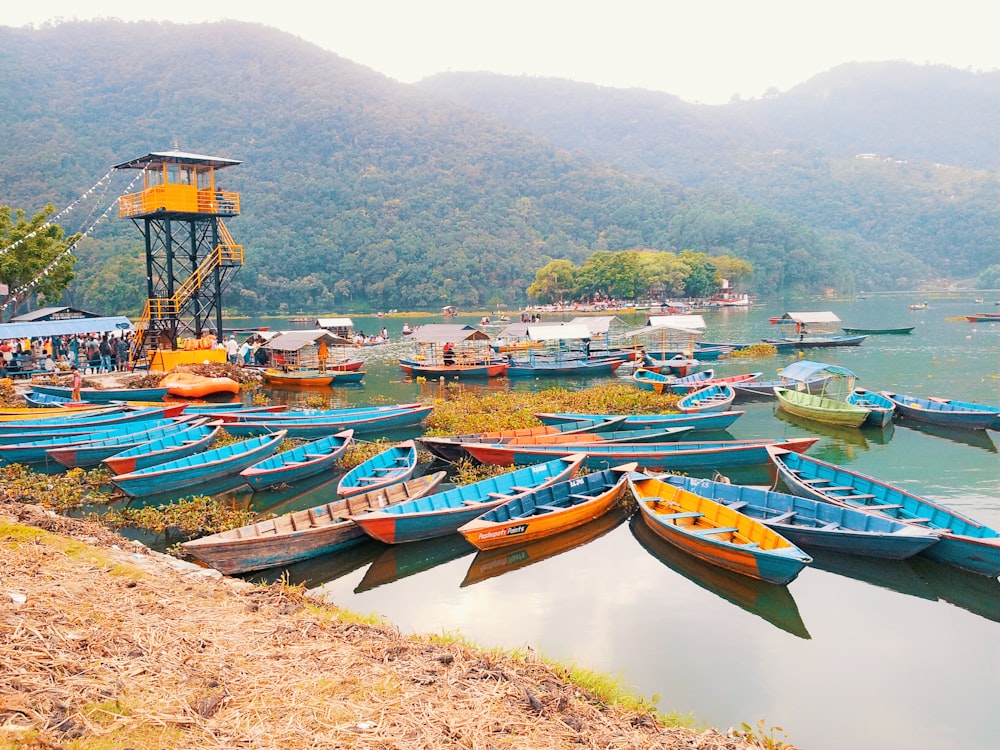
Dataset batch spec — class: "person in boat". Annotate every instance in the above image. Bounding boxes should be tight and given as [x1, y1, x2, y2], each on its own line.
[318, 339, 328, 372]
[253, 345, 269, 366]
[402, 322, 413, 335]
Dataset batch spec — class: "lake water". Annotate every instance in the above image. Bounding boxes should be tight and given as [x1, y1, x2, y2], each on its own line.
[198, 296, 998, 749]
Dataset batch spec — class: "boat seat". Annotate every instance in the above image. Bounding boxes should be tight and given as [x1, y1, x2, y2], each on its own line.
[485, 493, 512, 500]
[727, 501, 748, 511]
[903, 517, 932, 524]
[835, 493, 878, 501]
[741, 542, 760, 549]
[865, 501, 899, 507]
[283, 460, 307, 466]
[800, 478, 829, 484]
[463, 499, 485, 506]
[303, 453, 327, 460]
[825, 485, 860, 492]
[357, 477, 384, 483]
[510, 486, 533, 493]
[658, 511, 703, 521]
[768, 511, 797, 524]
[370, 466, 402, 474]
[820, 521, 841, 530]
[693, 526, 739, 535]
[568, 493, 593, 503]
[534, 504, 562, 512]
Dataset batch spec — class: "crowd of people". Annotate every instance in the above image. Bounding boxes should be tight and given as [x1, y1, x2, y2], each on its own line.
[0, 332, 135, 378]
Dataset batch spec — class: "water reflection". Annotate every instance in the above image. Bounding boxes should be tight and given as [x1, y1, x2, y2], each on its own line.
[772, 406, 871, 450]
[354, 534, 476, 593]
[807, 548, 934, 601]
[893, 420, 998, 453]
[243, 538, 384, 588]
[461, 503, 632, 587]
[629, 515, 811, 639]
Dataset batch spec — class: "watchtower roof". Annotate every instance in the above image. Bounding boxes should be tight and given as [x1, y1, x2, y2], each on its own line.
[113, 150, 242, 170]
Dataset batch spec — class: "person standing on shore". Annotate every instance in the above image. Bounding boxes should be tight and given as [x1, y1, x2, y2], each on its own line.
[71, 365, 82, 402]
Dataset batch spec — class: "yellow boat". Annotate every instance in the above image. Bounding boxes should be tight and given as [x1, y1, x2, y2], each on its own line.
[0, 404, 119, 421]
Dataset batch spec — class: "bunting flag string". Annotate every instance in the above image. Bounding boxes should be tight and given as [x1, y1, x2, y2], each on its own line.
[0, 168, 147, 313]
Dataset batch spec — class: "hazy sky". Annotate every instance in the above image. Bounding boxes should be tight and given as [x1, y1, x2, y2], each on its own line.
[3, 1, 996, 104]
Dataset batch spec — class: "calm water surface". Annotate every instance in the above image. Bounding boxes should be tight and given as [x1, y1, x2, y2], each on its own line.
[212, 296, 999, 749]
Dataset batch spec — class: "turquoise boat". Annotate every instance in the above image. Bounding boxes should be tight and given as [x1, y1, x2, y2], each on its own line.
[676, 384, 736, 414]
[0, 418, 177, 465]
[847, 388, 896, 427]
[336, 440, 418, 498]
[0, 405, 183, 438]
[240, 430, 354, 490]
[767, 446, 1000, 577]
[882, 391, 1000, 431]
[663, 475, 939, 560]
[220, 404, 433, 438]
[103, 423, 222, 475]
[110, 431, 287, 497]
[45, 417, 210, 469]
[534, 410, 744, 433]
[352, 454, 585, 544]
[29, 383, 170, 403]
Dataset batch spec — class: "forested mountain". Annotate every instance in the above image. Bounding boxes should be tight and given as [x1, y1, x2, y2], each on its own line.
[1, 20, 996, 317]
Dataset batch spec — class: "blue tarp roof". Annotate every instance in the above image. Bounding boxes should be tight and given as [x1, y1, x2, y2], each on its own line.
[0, 316, 134, 340]
[778, 360, 857, 382]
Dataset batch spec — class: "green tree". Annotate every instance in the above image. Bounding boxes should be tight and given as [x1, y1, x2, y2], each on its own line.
[0, 205, 79, 319]
[679, 250, 720, 298]
[526, 259, 576, 303]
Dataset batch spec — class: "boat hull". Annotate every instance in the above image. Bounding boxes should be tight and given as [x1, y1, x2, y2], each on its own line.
[240, 430, 354, 490]
[882, 391, 999, 430]
[29, 384, 170, 403]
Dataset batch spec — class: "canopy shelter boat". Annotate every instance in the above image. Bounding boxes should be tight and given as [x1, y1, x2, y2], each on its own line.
[773, 360, 869, 428]
[181, 472, 447, 575]
[628, 472, 812, 585]
[457, 465, 634, 550]
[847, 388, 897, 427]
[399, 324, 507, 379]
[261, 330, 363, 386]
[621, 317, 708, 370]
[881, 391, 1000, 431]
[503, 323, 629, 377]
[565, 315, 636, 360]
[663, 475, 940, 560]
[767, 446, 1000, 577]
[763, 311, 867, 348]
[352, 454, 585, 545]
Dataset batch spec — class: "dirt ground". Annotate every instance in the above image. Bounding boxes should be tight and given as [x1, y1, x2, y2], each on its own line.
[0, 499, 778, 750]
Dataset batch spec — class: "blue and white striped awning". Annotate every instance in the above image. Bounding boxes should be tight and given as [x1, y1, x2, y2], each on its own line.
[0, 316, 134, 340]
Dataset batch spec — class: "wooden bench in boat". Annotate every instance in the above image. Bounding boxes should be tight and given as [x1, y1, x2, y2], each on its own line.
[727, 501, 748, 511]
[767, 510, 797, 524]
[568, 493, 594, 503]
[483, 494, 511, 501]
[820, 521, 841, 530]
[370, 466, 406, 474]
[534, 504, 562, 513]
[658, 511, 704, 521]
[832, 493, 878, 501]
[693, 526, 739, 535]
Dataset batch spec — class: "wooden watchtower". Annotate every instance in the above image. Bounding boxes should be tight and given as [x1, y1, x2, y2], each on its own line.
[115, 150, 243, 368]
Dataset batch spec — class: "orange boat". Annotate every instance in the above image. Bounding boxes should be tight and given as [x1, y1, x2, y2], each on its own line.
[159, 371, 240, 398]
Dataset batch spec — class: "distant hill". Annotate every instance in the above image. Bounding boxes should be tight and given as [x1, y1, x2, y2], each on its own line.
[1, 20, 996, 316]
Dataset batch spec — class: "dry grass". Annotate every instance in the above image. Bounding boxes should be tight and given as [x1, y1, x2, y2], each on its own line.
[0, 499, 776, 750]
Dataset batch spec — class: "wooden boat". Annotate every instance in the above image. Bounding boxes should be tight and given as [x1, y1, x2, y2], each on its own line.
[262, 369, 333, 387]
[628, 472, 812, 585]
[328, 369, 365, 385]
[220, 404, 434, 439]
[761, 334, 867, 348]
[240, 430, 354, 490]
[158, 371, 241, 398]
[667, 372, 762, 395]
[630, 513, 811, 639]
[881, 391, 1000, 431]
[506, 356, 624, 378]
[841, 326, 915, 335]
[631, 367, 679, 394]
[0, 402, 116, 420]
[731, 375, 832, 400]
[180, 472, 447, 574]
[213, 403, 425, 423]
[336, 440, 418, 498]
[640, 352, 699, 377]
[534, 410, 745, 433]
[676, 384, 736, 414]
[399, 360, 508, 379]
[352, 454, 585, 544]
[461, 436, 819, 471]
[964, 313, 1000, 322]
[662, 475, 940, 560]
[922, 396, 1000, 431]
[419, 424, 689, 464]
[45, 417, 210, 469]
[767, 446, 1000, 577]
[28, 383, 170, 403]
[110, 431, 287, 497]
[457, 464, 633, 550]
[909, 303, 928, 310]
[847, 388, 896, 427]
[0, 405, 184, 438]
[417, 416, 629, 462]
[774, 387, 871, 428]
[102, 423, 223, 475]
[0, 418, 178, 465]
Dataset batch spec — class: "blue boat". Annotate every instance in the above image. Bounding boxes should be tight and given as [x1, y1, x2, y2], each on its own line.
[110, 431, 287, 497]
[220, 404, 433, 438]
[663, 475, 940, 560]
[352, 454, 586, 544]
[45, 417, 210, 469]
[767, 446, 1000, 577]
[240, 430, 354, 490]
[462, 436, 820, 471]
[676, 384, 736, 414]
[506, 356, 625, 378]
[336, 440, 418, 498]
[0, 418, 177, 465]
[219, 403, 424, 422]
[534, 410, 744, 433]
[29, 383, 171, 403]
[629, 472, 812, 585]
[103, 423, 222, 475]
[881, 391, 1000, 431]
[847, 388, 896, 427]
[0, 405, 183, 437]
